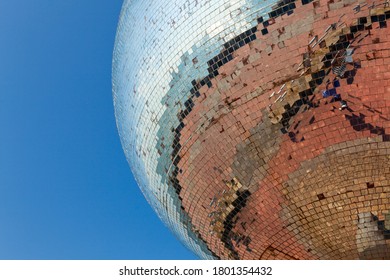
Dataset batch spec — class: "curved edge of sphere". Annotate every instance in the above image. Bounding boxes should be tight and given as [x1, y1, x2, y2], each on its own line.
[112, 0, 278, 259]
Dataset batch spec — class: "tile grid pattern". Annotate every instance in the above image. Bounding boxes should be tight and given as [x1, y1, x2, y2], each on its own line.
[113, 0, 390, 259]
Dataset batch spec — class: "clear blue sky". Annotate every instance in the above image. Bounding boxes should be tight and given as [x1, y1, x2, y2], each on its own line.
[0, 1, 197, 260]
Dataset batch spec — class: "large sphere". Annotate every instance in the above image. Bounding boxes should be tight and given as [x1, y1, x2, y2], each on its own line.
[113, 0, 390, 259]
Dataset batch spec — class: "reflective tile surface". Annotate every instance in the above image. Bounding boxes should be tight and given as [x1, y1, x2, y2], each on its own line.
[113, 0, 390, 259]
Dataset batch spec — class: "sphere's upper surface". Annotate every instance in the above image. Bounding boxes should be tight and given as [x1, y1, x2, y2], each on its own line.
[113, 0, 390, 259]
